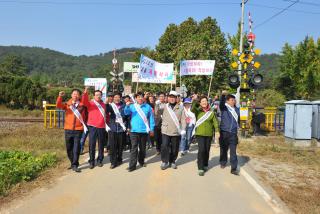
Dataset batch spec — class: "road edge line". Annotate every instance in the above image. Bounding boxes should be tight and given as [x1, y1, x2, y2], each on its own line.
[240, 166, 290, 214]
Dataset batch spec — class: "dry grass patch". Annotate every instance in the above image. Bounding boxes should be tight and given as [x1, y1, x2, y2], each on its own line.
[239, 136, 320, 214]
[0, 105, 43, 118]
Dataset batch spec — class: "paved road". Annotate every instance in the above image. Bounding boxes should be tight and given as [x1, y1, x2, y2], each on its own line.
[5, 145, 282, 214]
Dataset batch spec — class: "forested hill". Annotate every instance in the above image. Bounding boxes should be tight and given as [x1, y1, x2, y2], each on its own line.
[255, 53, 281, 88]
[0, 45, 280, 87]
[0, 46, 138, 85]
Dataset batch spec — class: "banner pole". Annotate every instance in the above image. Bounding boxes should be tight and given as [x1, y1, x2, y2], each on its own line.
[207, 72, 214, 97]
[136, 81, 139, 93]
[135, 72, 139, 93]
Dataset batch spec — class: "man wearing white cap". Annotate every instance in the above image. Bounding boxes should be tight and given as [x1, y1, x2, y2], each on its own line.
[160, 91, 187, 170]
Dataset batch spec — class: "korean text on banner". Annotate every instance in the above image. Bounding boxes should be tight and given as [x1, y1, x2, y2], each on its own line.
[180, 60, 215, 76]
[124, 62, 140, 73]
[138, 54, 174, 84]
[84, 78, 107, 102]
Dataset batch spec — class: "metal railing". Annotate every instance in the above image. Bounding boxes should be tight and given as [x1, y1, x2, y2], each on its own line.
[252, 107, 285, 132]
[43, 104, 65, 128]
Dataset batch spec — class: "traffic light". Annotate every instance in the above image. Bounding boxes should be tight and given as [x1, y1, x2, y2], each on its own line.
[248, 73, 263, 88]
[107, 83, 113, 93]
[117, 84, 124, 93]
[228, 72, 240, 89]
[230, 41, 263, 91]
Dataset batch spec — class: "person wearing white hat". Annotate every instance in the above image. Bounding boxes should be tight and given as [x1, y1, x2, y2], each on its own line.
[179, 97, 196, 156]
[159, 91, 187, 170]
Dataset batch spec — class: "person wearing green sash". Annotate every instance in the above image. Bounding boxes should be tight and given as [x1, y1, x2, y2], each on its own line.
[192, 95, 219, 176]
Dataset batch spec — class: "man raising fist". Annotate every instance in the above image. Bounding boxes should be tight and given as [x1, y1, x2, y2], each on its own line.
[56, 89, 87, 173]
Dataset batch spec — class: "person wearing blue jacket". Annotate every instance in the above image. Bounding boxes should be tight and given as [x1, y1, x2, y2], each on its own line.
[219, 91, 240, 175]
[124, 92, 155, 172]
[106, 92, 127, 169]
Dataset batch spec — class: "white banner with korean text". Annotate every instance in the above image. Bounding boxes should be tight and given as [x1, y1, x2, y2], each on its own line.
[137, 54, 175, 84]
[180, 60, 215, 76]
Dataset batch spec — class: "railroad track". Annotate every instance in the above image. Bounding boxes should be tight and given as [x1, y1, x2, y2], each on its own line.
[0, 118, 43, 123]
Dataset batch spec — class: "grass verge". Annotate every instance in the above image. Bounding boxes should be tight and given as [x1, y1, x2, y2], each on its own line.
[239, 136, 320, 214]
[0, 123, 67, 205]
[0, 105, 43, 118]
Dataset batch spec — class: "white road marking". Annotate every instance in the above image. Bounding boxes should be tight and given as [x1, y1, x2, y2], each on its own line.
[241, 168, 284, 214]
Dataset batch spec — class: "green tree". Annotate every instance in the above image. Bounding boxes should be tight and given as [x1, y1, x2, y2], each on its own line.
[0, 55, 27, 76]
[154, 17, 229, 94]
[277, 36, 320, 100]
[255, 89, 286, 107]
[277, 43, 296, 99]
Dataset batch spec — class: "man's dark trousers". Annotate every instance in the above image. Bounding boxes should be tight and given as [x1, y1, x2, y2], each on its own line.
[161, 134, 180, 164]
[129, 132, 148, 169]
[108, 131, 123, 166]
[65, 130, 82, 167]
[154, 125, 162, 152]
[88, 126, 106, 165]
[219, 131, 238, 170]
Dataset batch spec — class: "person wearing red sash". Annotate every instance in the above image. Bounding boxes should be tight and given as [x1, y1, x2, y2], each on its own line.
[56, 89, 86, 173]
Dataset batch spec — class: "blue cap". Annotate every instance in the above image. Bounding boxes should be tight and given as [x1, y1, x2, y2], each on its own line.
[183, 98, 192, 104]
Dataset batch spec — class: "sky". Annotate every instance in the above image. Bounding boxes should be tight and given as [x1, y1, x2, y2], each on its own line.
[0, 0, 319, 56]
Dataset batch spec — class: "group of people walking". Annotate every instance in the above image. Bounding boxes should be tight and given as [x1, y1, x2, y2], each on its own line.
[56, 88, 240, 176]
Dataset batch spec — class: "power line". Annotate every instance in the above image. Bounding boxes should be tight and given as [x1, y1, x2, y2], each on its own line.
[248, 3, 320, 15]
[0, 0, 318, 16]
[253, 0, 300, 30]
[0, 0, 240, 6]
[283, 0, 320, 7]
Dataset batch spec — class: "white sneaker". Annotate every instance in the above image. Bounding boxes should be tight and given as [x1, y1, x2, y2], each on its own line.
[161, 162, 169, 170]
[171, 163, 177, 169]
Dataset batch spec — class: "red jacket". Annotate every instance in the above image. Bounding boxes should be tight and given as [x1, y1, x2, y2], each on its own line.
[82, 92, 109, 129]
[56, 97, 86, 131]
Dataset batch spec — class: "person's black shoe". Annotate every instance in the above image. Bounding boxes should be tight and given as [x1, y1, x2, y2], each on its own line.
[118, 160, 123, 166]
[139, 163, 147, 167]
[110, 165, 116, 169]
[127, 167, 136, 172]
[89, 164, 95, 169]
[97, 162, 103, 167]
[220, 165, 226, 169]
[231, 169, 240, 176]
[72, 166, 81, 173]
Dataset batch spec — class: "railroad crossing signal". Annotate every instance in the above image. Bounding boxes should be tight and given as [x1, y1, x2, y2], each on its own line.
[228, 41, 263, 107]
[110, 77, 124, 82]
[112, 58, 118, 65]
[109, 72, 124, 77]
[108, 49, 124, 93]
[231, 48, 261, 70]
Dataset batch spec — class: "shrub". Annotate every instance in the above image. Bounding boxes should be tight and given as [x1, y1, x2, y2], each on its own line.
[255, 89, 286, 107]
[0, 151, 57, 196]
